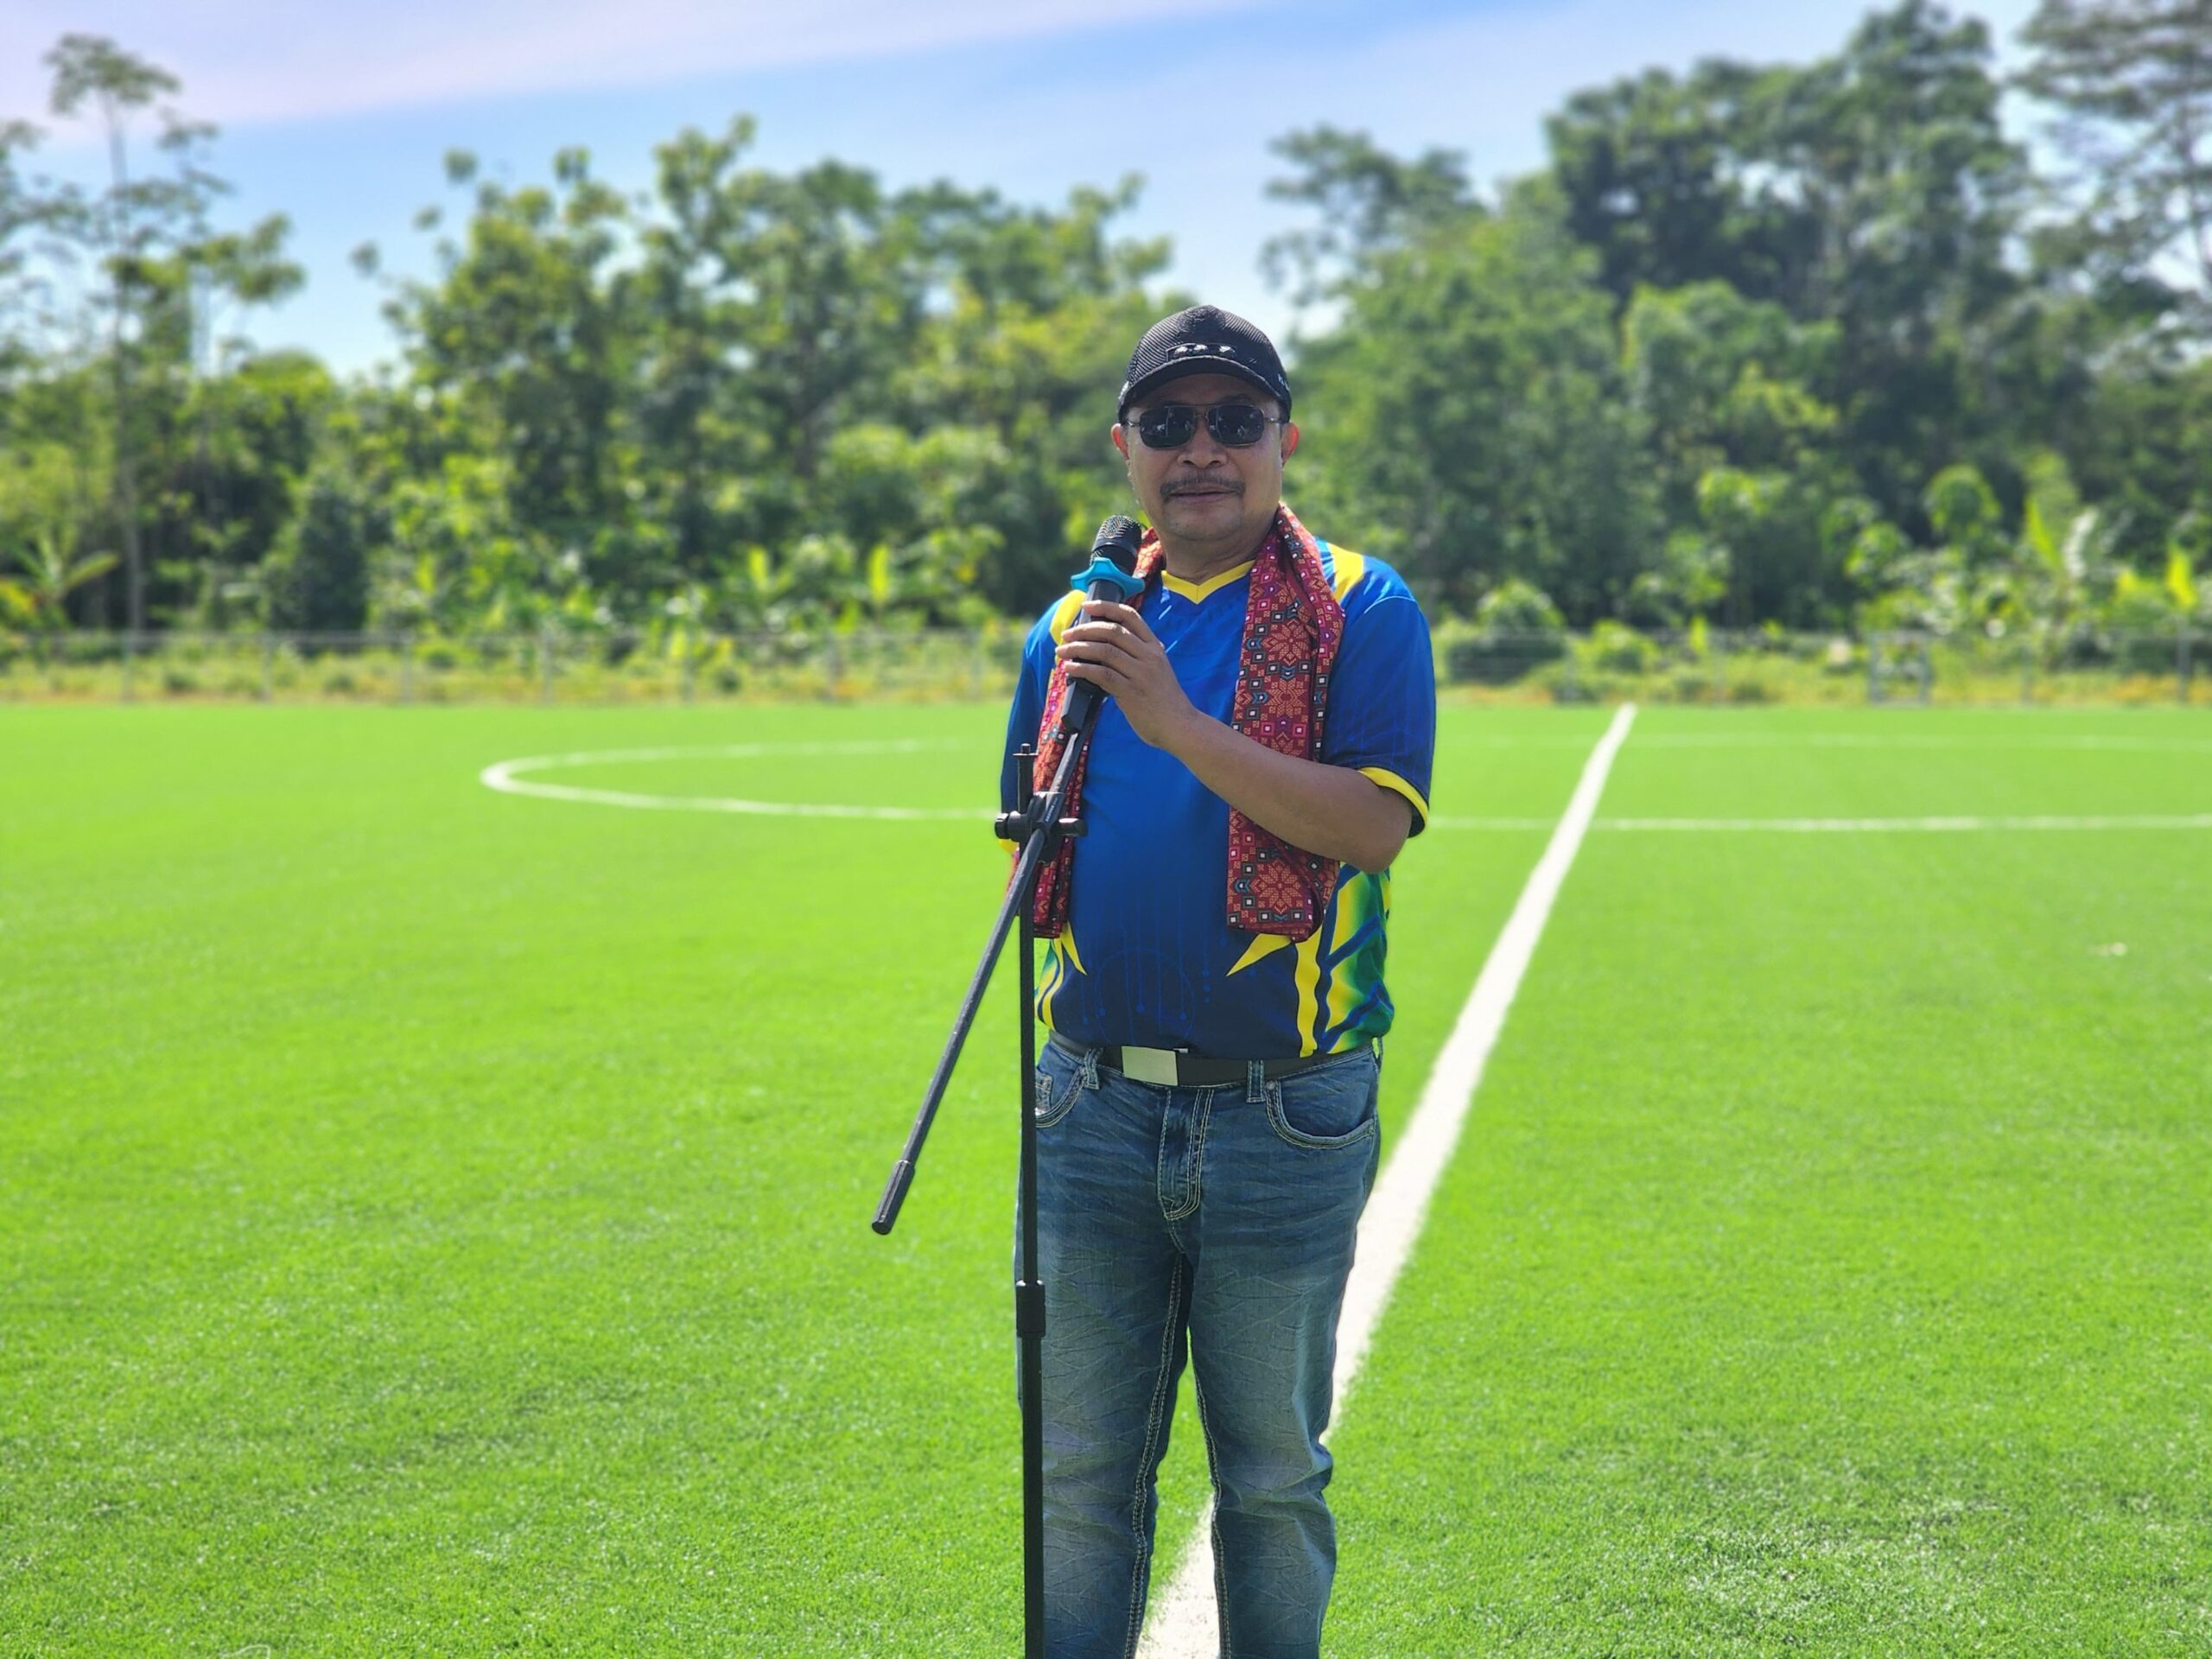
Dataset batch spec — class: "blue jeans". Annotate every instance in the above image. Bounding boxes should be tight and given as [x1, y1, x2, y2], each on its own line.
[1018, 1034, 1382, 1659]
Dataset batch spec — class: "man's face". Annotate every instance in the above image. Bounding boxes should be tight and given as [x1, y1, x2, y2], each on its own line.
[1111, 372, 1300, 556]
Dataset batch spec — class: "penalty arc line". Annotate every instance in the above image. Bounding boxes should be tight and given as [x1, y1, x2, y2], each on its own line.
[1134, 702, 1640, 1658]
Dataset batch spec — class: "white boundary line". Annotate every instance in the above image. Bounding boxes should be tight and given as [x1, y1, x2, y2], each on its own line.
[1134, 703, 1640, 1658]
[1430, 813, 2212, 833]
[1631, 733, 2212, 753]
[1602, 813, 2212, 832]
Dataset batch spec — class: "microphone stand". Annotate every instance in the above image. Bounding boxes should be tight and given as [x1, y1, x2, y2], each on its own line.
[872, 688, 1104, 1658]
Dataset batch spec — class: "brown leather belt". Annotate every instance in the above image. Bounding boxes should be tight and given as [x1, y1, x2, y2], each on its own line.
[1049, 1033, 1370, 1087]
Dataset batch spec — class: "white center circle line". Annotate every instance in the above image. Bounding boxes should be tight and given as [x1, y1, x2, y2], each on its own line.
[478, 738, 993, 821]
[477, 739, 2212, 833]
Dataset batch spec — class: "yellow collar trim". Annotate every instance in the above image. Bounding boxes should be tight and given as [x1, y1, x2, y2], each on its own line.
[1160, 560, 1255, 602]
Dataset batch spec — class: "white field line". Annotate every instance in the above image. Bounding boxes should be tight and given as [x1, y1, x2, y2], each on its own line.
[1428, 813, 2212, 832]
[1604, 813, 2212, 832]
[1631, 732, 2212, 753]
[1134, 703, 1639, 1659]
[477, 735, 2212, 831]
[477, 737, 982, 820]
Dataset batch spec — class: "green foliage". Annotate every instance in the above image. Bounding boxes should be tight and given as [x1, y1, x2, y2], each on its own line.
[4, 8, 2211, 652]
[1578, 618, 1661, 675]
[2020, 0, 2212, 327]
[1444, 578, 1569, 683]
[1296, 185, 1662, 622]
[264, 464, 375, 632]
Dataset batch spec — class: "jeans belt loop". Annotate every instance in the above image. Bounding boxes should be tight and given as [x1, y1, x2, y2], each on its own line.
[1079, 1045, 1100, 1091]
[1245, 1059, 1266, 1104]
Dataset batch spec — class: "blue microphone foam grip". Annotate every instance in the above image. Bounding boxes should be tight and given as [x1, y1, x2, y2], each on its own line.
[1068, 556, 1147, 601]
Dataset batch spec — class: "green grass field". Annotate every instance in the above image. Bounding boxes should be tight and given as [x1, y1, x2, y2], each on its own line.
[3, 702, 2208, 1656]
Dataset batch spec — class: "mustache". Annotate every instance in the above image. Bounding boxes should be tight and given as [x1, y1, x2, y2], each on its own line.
[1163, 477, 1243, 496]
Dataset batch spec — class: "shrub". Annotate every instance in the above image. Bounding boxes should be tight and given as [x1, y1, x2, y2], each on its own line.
[1580, 620, 1658, 675]
[1448, 579, 1568, 684]
[1448, 632, 1567, 683]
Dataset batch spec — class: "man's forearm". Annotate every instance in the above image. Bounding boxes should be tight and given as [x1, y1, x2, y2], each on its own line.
[1166, 710, 1411, 874]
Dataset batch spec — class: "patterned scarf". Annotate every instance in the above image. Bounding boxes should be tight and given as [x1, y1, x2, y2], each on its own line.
[1027, 503, 1345, 942]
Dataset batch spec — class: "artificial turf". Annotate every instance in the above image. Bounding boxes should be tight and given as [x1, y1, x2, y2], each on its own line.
[1326, 708, 2212, 1656]
[2, 702, 2205, 1655]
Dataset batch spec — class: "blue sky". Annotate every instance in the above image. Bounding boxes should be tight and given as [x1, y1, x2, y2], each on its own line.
[10, 0, 2039, 376]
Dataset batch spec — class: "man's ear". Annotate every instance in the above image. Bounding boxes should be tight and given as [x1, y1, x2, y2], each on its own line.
[1281, 421, 1300, 464]
[1110, 422, 1130, 461]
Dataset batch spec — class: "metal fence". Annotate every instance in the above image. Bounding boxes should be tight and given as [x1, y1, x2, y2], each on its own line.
[0, 627, 1033, 706]
[1432, 622, 2200, 707]
[0, 620, 2199, 706]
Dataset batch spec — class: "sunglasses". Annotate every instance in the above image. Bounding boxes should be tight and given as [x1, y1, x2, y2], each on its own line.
[1127, 401, 1283, 450]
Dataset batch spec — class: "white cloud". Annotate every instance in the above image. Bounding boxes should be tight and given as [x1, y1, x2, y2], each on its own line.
[3, 0, 1266, 129]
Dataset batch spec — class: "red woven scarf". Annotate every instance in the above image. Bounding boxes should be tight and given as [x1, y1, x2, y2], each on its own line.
[1027, 503, 1345, 942]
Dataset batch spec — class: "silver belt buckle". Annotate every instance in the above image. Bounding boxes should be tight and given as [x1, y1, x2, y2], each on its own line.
[1122, 1046, 1181, 1086]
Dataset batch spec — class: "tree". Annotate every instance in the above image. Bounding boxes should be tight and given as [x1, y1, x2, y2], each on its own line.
[0, 439, 118, 656]
[1263, 125, 1480, 299]
[41, 35, 300, 632]
[1294, 183, 1662, 620]
[0, 118, 55, 378]
[2020, 0, 2212, 327]
[385, 146, 634, 570]
[1545, 61, 1815, 308]
[1547, 5, 2032, 531]
[264, 460, 375, 633]
[43, 34, 183, 634]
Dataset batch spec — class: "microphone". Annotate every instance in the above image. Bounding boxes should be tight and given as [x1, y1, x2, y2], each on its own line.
[1058, 516, 1145, 735]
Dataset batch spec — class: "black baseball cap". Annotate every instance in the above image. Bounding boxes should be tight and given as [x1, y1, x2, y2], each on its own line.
[1117, 305, 1292, 422]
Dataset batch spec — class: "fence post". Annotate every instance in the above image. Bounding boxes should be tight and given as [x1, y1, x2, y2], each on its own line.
[260, 633, 274, 702]
[1866, 632, 1881, 704]
[539, 625, 555, 705]
[121, 631, 136, 703]
[2181, 623, 2194, 706]
[681, 629, 696, 704]
[399, 632, 415, 705]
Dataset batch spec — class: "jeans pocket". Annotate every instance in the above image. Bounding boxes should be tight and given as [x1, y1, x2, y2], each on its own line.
[1033, 1046, 1082, 1128]
[1264, 1046, 1380, 1149]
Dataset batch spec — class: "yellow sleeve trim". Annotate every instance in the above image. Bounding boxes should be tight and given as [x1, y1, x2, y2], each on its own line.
[1359, 766, 1429, 833]
[1329, 548, 1366, 601]
[1047, 589, 1086, 644]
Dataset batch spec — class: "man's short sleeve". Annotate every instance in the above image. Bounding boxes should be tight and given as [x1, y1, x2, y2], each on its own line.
[1320, 568, 1436, 834]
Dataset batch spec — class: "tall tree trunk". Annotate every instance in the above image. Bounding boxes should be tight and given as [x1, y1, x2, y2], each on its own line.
[106, 113, 142, 636]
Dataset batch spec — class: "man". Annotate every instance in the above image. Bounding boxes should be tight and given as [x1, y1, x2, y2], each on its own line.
[1001, 304, 1435, 1659]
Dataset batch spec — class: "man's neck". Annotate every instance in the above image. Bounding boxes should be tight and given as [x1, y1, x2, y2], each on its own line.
[1156, 517, 1278, 587]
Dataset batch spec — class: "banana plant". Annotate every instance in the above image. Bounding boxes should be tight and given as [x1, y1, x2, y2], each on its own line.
[3, 529, 119, 631]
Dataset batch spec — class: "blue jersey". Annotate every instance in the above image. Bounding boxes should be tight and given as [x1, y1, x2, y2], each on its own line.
[1000, 535, 1435, 1058]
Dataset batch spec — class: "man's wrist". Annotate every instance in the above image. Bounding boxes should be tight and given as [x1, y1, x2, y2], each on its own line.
[1162, 704, 1222, 764]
